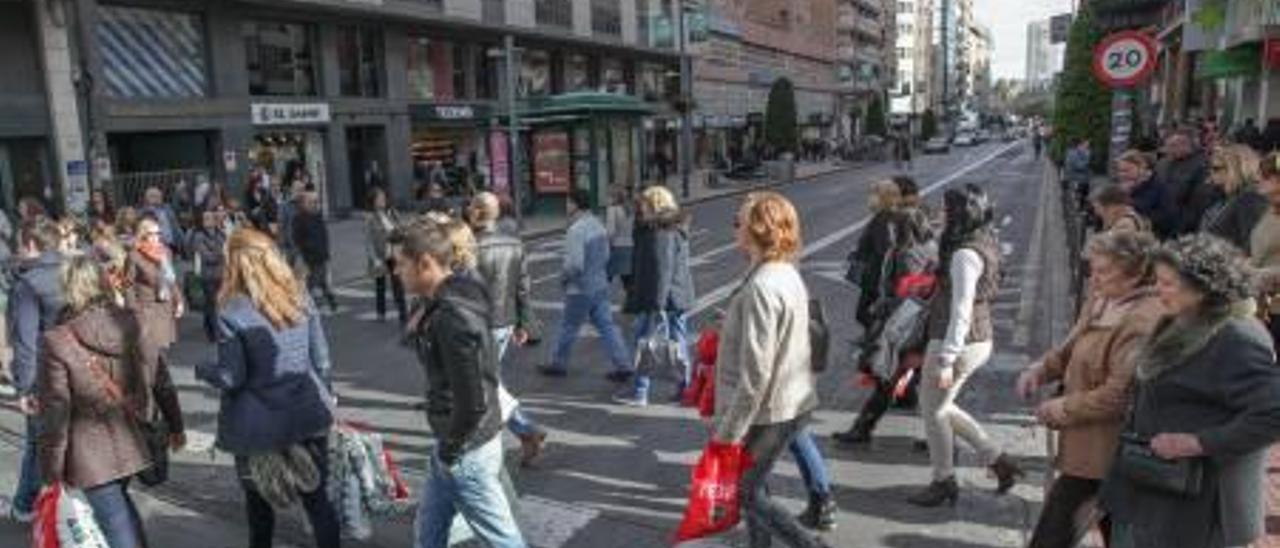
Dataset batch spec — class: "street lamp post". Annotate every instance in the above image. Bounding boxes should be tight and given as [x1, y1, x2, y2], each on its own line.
[503, 35, 523, 227]
[675, 1, 693, 199]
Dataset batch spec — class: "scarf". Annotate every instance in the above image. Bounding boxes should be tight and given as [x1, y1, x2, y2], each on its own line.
[137, 240, 177, 290]
[1134, 300, 1256, 382]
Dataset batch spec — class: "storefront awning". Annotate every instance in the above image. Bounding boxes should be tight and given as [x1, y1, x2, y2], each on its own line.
[519, 92, 656, 118]
[1198, 44, 1262, 80]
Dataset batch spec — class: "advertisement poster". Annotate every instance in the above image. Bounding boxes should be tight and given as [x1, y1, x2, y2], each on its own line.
[489, 131, 509, 196]
[533, 131, 570, 193]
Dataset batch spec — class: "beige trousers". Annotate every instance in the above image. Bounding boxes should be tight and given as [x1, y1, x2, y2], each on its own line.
[919, 339, 999, 481]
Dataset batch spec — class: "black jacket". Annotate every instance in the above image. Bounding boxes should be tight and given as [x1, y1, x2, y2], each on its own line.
[8, 252, 64, 394]
[474, 226, 531, 330]
[1153, 152, 1210, 238]
[1101, 314, 1280, 547]
[292, 211, 330, 265]
[412, 271, 503, 466]
[626, 213, 695, 313]
[1200, 188, 1268, 253]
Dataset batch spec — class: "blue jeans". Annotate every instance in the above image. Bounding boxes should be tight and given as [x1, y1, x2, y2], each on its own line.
[416, 436, 526, 548]
[13, 416, 40, 514]
[789, 428, 831, 498]
[492, 327, 541, 438]
[631, 311, 691, 397]
[549, 291, 631, 372]
[84, 479, 146, 548]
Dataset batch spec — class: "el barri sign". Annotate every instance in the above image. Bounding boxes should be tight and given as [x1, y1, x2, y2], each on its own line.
[251, 103, 331, 126]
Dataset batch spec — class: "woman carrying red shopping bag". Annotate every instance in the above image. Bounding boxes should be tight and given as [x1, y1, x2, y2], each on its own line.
[679, 192, 834, 548]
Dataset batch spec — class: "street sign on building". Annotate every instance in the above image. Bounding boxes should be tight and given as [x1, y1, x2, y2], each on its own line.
[1050, 13, 1072, 44]
[1092, 30, 1158, 88]
[251, 103, 331, 126]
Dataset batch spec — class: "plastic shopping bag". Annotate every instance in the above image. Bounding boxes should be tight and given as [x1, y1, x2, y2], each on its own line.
[673, 441, 754, 543]
[56, 486, 109, 548]
[31, 484, 61, 548]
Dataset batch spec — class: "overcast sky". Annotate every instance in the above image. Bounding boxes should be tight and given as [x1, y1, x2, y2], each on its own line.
[973, 0, 1075, 80]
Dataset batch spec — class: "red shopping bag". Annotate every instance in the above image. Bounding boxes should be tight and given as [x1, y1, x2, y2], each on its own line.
[682, 329, 720, 412]
[31, 483, 61, 548]
[673, 441, 754, 543]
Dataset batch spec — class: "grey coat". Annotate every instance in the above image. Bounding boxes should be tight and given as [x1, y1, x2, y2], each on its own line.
[1100, 312, 1280, 548]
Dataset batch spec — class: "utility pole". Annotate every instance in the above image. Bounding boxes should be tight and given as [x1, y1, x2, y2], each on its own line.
[675, 1, 693, 199]
[504, 35, 523, 226]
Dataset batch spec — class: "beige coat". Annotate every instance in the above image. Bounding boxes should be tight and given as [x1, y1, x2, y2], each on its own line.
[712, 263, 818, 443]
[1039, 286, 1163, 479]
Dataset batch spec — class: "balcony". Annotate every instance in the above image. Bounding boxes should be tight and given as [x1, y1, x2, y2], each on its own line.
[838, 44, 856, 61]
[838, 7, 856, 31]
[850, 0, 882, 18]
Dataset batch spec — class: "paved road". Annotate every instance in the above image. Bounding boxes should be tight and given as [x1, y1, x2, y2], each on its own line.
[0, 140, 1074, 547]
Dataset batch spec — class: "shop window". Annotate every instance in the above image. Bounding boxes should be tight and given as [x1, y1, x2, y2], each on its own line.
[639, 63, 667, 101]
[601, 58, 628, 94]
[566, 54, 592, 92]
[244, 21, 317, 96]
[592, 0, 622, 37]
[453, 45, 469, 99]
[636, 0, 651, 47]
[536, 0, 573, 29]
[407, 37, 459, 100]
[520, 49, 551, 97]
[97, 6, 207, 99]
[338, 26, 382, 97]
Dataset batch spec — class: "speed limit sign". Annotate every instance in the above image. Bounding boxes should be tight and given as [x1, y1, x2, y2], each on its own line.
[1093, 30, 1158, 88]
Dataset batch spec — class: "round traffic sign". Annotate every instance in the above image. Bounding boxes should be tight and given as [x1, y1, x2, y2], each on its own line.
[1093, 30, 1158, 88]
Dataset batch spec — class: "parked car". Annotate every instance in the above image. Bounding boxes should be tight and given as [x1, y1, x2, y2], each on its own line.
[923, 137, 951, 154]
[975, 130, 990, 144]
[953, 132, 976, 147]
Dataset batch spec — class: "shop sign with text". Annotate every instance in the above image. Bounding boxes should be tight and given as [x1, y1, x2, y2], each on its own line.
[251, 103, 331, 126]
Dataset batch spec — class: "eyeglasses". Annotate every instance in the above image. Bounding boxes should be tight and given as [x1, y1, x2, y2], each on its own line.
[1211, 164, 1228, 172]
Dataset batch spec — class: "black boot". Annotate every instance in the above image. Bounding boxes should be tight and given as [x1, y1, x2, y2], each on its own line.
[906, 476, 959, 508]
[832, 418, 873, 446]
[989, 453, 1025, 494]
[796, 493, 837, 531]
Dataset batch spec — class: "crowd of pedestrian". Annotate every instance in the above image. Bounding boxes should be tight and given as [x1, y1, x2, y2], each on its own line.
[7, 115, 1280, 548]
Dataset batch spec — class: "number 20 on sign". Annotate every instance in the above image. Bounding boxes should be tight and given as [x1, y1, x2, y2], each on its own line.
[1093, 30, 1158, 89]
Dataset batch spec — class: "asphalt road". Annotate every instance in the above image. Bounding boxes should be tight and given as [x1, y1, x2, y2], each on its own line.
[0, 139, 1073, 548]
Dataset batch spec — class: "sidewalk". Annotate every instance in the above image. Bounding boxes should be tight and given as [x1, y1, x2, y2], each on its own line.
[327, 159, 851, 286]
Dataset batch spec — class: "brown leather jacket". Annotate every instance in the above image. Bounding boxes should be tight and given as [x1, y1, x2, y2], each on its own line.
[37, 304, 184, 489]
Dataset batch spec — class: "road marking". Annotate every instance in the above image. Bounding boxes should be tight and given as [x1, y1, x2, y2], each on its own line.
[689, 141, 1023, 316]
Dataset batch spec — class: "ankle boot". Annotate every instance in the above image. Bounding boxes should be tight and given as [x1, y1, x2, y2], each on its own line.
[832, 416, 874, 446]
[796, 493, 837, 531]
[906, 476, 959, 507]
[989, 453, 1025, 494]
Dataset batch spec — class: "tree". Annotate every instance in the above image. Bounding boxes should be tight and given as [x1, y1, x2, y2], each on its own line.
[764, 78, 798, 155]
[921, 109, 938, 140]
[865, 96, 887, 137]
[1050, 6, 1111, 170]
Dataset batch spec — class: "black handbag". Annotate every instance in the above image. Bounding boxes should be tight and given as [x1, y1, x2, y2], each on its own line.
[1115, 432, 1203, 497]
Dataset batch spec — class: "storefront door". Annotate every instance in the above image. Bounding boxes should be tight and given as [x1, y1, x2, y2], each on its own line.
[347, 126, 387, 210]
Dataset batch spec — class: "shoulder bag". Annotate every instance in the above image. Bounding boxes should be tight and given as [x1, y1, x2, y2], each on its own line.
[1113, 383, 1204, 497]
[83, 352, 170, 487]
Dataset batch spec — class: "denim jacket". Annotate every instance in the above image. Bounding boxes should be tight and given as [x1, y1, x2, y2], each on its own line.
[562, 212, 611, 296]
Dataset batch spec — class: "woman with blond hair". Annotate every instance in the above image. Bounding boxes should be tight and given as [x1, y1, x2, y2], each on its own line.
[712, 191, 833, 548]
[196, 228, 339, 548]
[126, 217, 184, 352]
[38, 254, 185, 548]
[615, 184, 695, 406]
[1200, 144, 1268, 251]
[848, 179, 902, 328]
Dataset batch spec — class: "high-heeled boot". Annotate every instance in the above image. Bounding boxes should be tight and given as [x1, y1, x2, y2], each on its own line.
[906, 476, 959, 507]
[989, 453, 1025, 494]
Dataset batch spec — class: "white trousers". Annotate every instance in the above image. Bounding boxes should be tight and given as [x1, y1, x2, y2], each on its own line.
[918, 339, 999, 481]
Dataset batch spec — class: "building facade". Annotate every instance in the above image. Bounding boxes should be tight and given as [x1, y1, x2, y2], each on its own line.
[890, 0, 934, 121]
[12, 0, 685, 216]
[967, 22, 992, 114]
[692, 0, 842, 161]
[1025, 19, 1053, 92]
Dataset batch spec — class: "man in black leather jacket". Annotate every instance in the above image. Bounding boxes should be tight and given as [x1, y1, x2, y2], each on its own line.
[395, 220, 527, 548]
[469, 192, 547, 466]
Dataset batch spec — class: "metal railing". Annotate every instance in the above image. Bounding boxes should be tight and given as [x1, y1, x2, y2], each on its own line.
[109, 169, 211, 208]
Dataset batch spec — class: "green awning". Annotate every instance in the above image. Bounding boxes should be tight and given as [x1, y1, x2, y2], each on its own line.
[521, 92, 656, 117]
[1198, 45, 1262, 80]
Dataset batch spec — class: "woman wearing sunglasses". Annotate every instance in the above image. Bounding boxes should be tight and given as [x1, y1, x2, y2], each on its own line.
[1200, 144, 1267, 252]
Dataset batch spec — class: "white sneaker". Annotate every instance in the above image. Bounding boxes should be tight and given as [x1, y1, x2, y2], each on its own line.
[0, 495, 34, 523]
